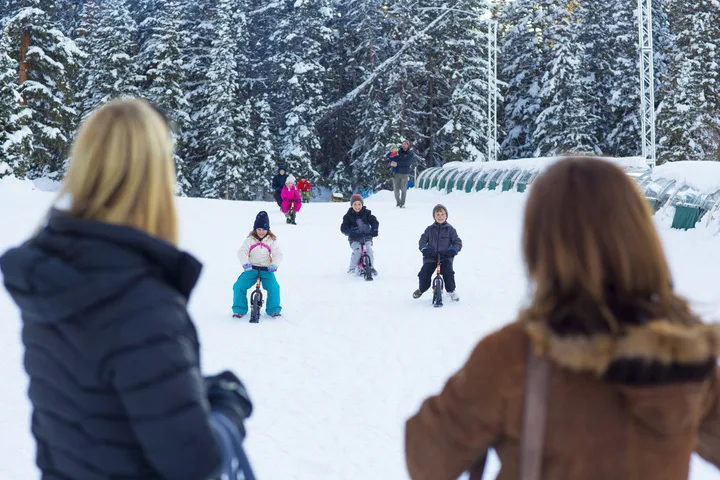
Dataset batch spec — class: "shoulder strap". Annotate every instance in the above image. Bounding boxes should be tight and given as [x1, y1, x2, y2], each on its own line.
[520, 343, 551, 480]
[468, 341, 550, 480]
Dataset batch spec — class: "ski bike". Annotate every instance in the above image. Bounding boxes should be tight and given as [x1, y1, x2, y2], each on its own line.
[285, 201, 297, 225]
[248, 267, 265, 323]
[432, 254, 444, 307]
[355, 235, 375, 281]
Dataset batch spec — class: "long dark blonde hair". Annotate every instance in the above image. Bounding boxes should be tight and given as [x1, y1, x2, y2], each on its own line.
[522, 156, 695, 334]
[59, 98, 178, 245]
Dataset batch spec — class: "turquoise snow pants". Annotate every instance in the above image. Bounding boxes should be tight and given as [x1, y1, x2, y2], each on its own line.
[232, 270, 282, 315]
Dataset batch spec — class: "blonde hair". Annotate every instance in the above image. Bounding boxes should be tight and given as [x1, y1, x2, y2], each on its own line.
[59, 98, 178, 245]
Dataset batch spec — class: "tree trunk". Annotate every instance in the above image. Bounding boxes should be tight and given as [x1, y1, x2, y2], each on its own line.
[19, 31, 30, 83]
[19, 31, 31, 104]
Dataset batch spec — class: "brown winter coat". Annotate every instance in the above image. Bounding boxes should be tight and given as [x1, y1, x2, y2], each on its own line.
[405, 319, 720, 480]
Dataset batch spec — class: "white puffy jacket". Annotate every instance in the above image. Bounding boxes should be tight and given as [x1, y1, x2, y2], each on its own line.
[237, 235, 283, 267]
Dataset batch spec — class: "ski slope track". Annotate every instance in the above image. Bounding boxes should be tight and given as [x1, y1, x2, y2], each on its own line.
[1, 180, 719, 479]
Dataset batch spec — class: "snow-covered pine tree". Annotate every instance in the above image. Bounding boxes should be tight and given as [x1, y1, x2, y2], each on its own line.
[75, 0, 139, 119]
[578, 0, 639, 156]
[240, 0, 281, 193]
[533, 0, 598, 156]
[336, 0, 397, 189]
[136, 0, 191, 193]
[195, 0, 255, 200]
[657, 0, 720, 162]
[268, 0, 334, 181]
[498, 0, 545, 159]
[384, 0, 447, 167]
[179, 0, 215, 177]
[652, 0, 673, 96]
[246, 94, 276, 199]
[0, 26, 31, 177]
[437, 2, 491, 163]
[329, 158, 354, 196]
[349, 87, 403, 191]
[40, 0, 84, 35]
[5, 4, 83, 178]
[71, 0, 95, 120]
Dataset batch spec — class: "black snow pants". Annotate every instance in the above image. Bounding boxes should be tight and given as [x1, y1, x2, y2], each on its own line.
[418, 259, 455, 293]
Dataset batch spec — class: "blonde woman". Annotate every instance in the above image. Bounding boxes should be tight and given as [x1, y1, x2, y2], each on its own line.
[0, 99, 255, 480]
[405, 157, 720, 480]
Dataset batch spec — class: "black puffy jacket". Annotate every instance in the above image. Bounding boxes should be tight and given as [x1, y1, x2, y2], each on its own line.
[340, 206, 379, 242]
[0, 211, 222, 480]
[418, 221, 463, 263]
[271, 173, 288, 193]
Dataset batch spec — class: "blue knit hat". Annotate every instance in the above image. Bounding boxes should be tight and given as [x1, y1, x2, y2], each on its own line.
[253, 211, 270, 230]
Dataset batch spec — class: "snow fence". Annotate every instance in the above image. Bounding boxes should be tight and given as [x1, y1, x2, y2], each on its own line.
[416, 158, 720, 232]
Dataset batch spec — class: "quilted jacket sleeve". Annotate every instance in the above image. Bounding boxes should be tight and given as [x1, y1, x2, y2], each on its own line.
[418, 226, 431, 251]
[340, 212, 353, 235]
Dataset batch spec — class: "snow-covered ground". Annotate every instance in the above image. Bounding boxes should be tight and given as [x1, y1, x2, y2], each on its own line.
[1, 179, 718, 479]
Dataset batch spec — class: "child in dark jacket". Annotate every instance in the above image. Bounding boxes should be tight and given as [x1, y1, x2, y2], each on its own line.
[413, 204, 463, 301]
[341, 193, 379, 275]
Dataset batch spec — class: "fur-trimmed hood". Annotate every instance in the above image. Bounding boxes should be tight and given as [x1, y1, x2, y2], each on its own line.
[525, 319, 720, 378]
[526, 319, 720, 436]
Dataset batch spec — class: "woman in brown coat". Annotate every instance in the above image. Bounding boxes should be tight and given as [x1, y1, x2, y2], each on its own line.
[405, 156, 720, 480]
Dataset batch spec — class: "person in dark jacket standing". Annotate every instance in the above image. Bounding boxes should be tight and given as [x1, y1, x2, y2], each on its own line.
[388, 139, 417, 208]
[272, 166, 289, 207]
[340, 193, 379, 275]
[413, 204, 462, 301]
[0, 99, 255, 480]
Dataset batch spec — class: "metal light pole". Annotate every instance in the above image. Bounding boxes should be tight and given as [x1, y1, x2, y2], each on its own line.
[638, 0, 656, 168]
[487, 20, 498, 162]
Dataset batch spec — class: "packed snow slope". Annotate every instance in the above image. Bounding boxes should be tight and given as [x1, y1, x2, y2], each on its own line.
[1, 179, 719, 479]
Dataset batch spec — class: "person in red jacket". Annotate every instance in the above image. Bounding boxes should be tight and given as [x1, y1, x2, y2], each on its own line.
[298, 176, 312, 203]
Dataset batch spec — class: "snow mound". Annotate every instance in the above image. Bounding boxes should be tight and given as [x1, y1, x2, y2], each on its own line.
[443, 155, 647, 173]
[0, 175, 38, 196]
[652, 161, 720, 194]
[32, 177, 63, 192]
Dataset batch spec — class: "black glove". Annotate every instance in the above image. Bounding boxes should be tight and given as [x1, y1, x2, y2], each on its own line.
[371, 229, 378, 237]
[448, 248, 457, 257]
[205, 371, 253, 438]
[421, 247, 435, 258]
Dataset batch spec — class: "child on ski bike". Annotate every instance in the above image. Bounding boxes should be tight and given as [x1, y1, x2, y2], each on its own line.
[232, 211, 283, 318]
[340, 193, 379, 276]
[413, 204, 462, 301]
[297, 176, 312, 203]
[281, 175, 302, 224]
